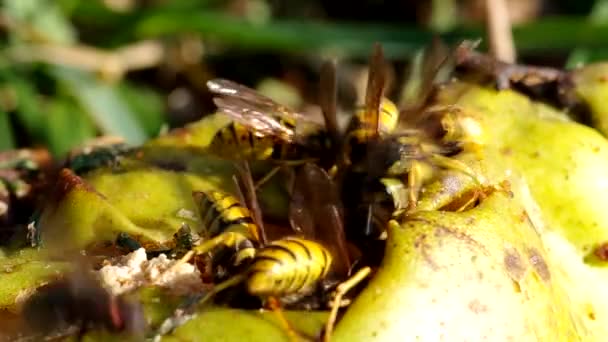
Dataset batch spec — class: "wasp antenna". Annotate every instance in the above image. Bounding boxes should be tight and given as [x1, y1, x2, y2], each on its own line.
[424, 37, 450, 86]
[234, 161, 267, 245]
[232, 174, 247, 207]
[411, 37, 451, 124]
[319, 60, 340, 144]
[364, 43, 386, 137]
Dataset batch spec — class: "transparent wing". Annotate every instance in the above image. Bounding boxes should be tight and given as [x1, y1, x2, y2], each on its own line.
[208, 78, 324, 143]
[213, 97, 296, 142]
[208, 79, 292, 114]
[399, 37, 451, 127]
[289, 163, 351, 277]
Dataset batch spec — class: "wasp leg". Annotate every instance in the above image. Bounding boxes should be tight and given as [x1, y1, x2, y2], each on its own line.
[199, 274, 247, 307]
[454, 190, 481, 212]
[406, 160, 425, 212]
[455, 181, 511, 212]
[155, 274, 247, 338]
[76, 321, 89, 342]
[324, 267, 372, 342]
[429, 154, 485, 185]
[255, 166, 282, 189]
[161, 232, 255, 282]
[380, 177, 408, 211]
[327, 164, 339, 179]
[255, 159, 319, 189]
[363, 205, 374, 239]
[267, 297, 301, 342]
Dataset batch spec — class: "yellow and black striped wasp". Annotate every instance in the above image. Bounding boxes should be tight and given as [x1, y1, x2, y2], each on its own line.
[338, 42, 486, 244]
[205, 77, 339, 188]
[159, 161, 370, 341]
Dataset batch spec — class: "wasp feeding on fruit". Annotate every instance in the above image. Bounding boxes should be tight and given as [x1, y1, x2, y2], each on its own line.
[157, 161, 370, 341]
[338, 42, 487, 246]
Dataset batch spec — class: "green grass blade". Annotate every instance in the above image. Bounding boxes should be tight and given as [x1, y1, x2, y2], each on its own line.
[10, 78, 46, 141]
[132, 11, 608, 58]
[45, 98, 97, 156]
[0, 109, 15, 151]
[50, 66, 148, 145]
[134, 11, 435, 58]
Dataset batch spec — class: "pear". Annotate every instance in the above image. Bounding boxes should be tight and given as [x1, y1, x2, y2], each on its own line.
[334, 186, 581, 341]
[570, 62, 608, 136]
[333, 82, 608, 341]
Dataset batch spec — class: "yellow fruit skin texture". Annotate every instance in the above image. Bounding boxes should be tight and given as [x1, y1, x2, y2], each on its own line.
[333, 190, 579, 341]
[441, 83, 608, 256]
[38, 114, 286, 250]
[441, 83, 608, 341]
[572, 63, 608, 137]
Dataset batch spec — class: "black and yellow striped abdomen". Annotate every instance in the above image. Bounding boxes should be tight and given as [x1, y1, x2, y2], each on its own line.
[192, 190, 260, 264]
[195, 190, 258, 240]
[246, 237, 332, 297]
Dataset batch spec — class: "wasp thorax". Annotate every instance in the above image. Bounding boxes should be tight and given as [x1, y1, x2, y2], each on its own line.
[379, 98, 399, 134]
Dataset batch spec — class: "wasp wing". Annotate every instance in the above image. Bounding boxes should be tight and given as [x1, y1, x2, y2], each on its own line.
[208, 79, 324, 144]
[213, 97, 296, 142]
[289, 163, 351, 278]
[319, 60, 340, 145]
[400, 38, 451, 127]
[208, 79, 293, 114]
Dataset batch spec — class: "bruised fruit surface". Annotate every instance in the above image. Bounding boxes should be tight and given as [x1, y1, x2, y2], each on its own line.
[333, 186, 580, 341]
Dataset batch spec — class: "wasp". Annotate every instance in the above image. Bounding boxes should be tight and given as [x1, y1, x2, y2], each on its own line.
[187, 188, 260, 267]
[339, 42, 486, 243]
[205, 56, 353, 190]
[21, 271, 145, 341]
[160, 161, 369, 341]
[205, 78, 337, 189]
[339, 46, 399, 170]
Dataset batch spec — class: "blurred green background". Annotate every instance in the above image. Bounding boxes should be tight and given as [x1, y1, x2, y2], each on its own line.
[1, 0, 608, 156]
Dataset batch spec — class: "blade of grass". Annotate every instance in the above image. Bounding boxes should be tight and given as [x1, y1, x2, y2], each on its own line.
[45, 98, 97, 156]
[0, 109, 15, 151]
[134, 11, 436, 58]
[512, 16, 608, 54]
[132, 11, 608, 58]
[3, 0, 76, 44]
[50, 66, 148, 144]
[566, 0, 608, 68]
[70, 1, 608, 58]
[9, 78, 46, 141]
[117, 82, 165, 137]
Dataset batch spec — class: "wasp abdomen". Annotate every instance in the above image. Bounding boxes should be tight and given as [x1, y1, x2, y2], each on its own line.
[192, 190, 260, 265]
[246, 237, 332, 297]
[195, 190, 258, 239]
